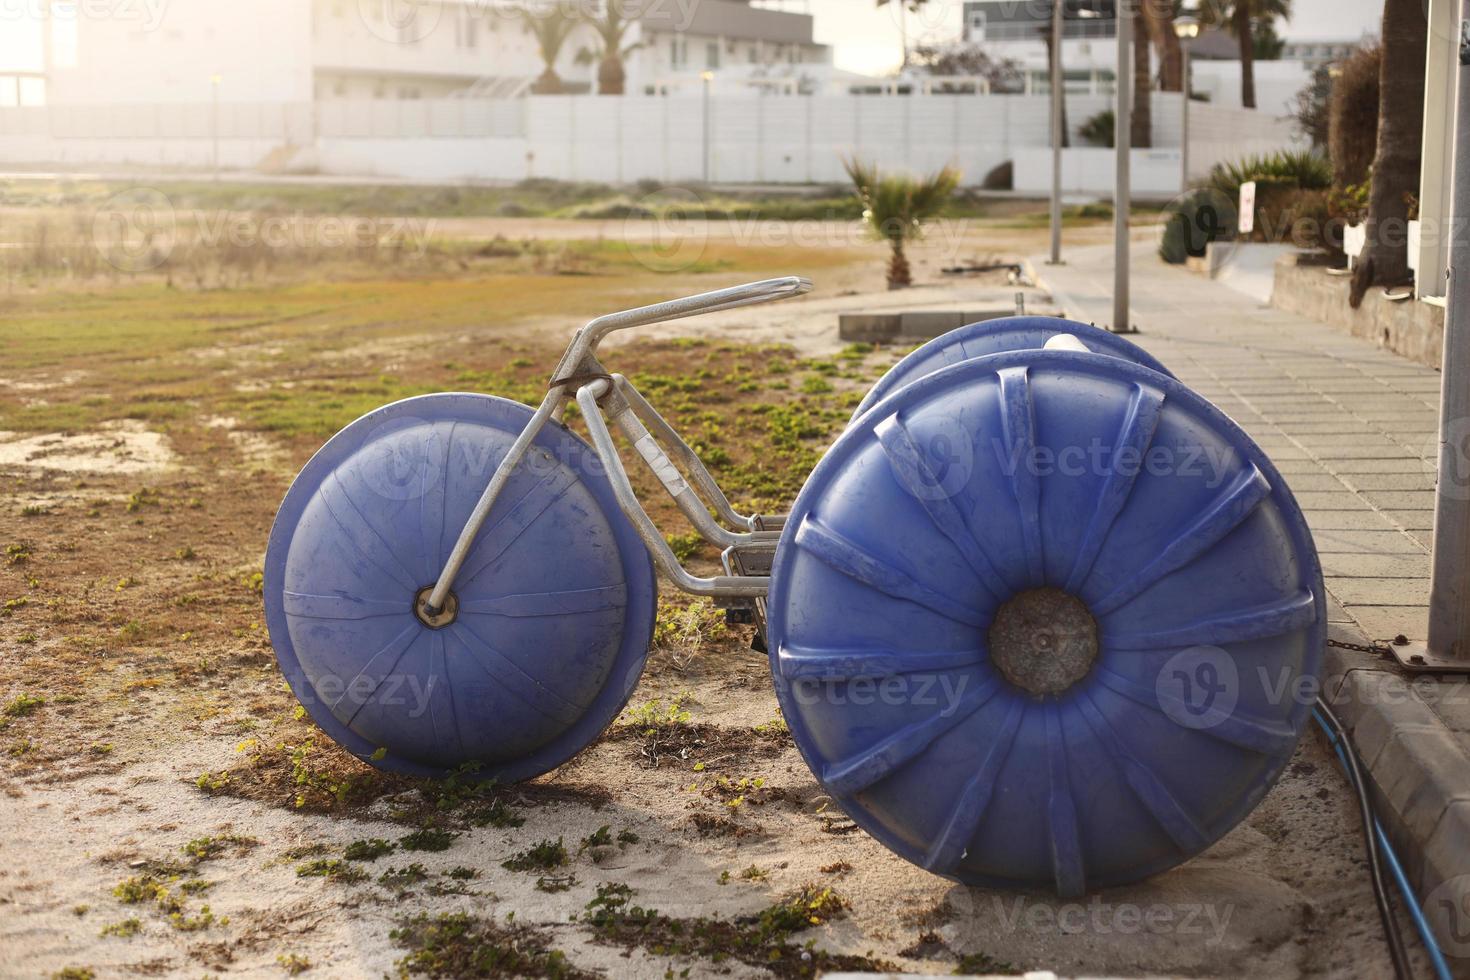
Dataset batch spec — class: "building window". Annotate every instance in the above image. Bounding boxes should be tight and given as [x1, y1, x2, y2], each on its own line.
[670, 37, 685, 68]
[968, 10, 987, 40]
[707, 41, 719, 69]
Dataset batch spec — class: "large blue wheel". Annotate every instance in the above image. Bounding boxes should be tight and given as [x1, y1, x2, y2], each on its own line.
[264, 393, 656, 782]
[852, 316, 1175, 422]
[769, 350, 1323, 896]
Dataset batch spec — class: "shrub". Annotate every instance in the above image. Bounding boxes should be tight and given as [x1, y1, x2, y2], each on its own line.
[1209, 149, 1332, 201]
[982, 160, 1013, 191]
[1159, 188, 1238, 264]
[1329, 44, 1381, 190]
[1080, 109, 1114, 148]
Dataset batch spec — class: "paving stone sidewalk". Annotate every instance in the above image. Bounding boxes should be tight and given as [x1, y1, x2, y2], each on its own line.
[1038, 241, 1470, 925]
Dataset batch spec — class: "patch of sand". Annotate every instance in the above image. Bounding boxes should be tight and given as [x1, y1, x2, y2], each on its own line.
[0, 420, 175, 474]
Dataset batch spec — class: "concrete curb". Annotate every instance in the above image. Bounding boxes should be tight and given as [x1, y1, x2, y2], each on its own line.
[1323, 629, 1470, 958]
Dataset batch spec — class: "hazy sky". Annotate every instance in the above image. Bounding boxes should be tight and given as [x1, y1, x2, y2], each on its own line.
[0, 0, 1392, 78]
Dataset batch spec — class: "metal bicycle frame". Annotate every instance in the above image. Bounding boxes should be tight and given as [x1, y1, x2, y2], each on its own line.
[424, 277, 812, 615]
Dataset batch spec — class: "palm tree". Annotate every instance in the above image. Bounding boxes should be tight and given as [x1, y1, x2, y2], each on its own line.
[582, 2, 638, 96]
[1132, 9, 1151, 148]
[845, 159, 961, 290]
[1139, 2, 1183, 92]
[522, 8, 578, 95]
[1350, 0, 1427, 306]
[1201, 0, 1292, 109]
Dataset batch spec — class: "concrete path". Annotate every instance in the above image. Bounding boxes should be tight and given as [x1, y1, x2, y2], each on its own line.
[1039, 241, 1470, 941]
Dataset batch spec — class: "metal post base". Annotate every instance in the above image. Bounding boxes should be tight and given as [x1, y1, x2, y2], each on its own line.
[1387, 638, 1470, 674]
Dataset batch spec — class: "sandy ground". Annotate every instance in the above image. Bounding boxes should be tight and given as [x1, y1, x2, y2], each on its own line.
[0, 230, 1435, 980]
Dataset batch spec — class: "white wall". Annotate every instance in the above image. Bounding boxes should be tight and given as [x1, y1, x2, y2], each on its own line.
[0, 92, 1307, 191]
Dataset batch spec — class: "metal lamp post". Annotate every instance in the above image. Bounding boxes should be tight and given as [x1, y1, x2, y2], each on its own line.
[1394, 7, 1470, 672]
[1111, 0, 1135, 334]
[701, 70, 714, 184]
[1048, 0, 1065, 266]
[1174, 9, 1200, 193]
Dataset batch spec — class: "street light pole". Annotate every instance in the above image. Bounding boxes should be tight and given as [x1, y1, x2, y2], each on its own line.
[1048, 0, 1064, 265]
[1180, 40, 1191, 189]
[701, 70, 713, 184]
[1395, 7, 1470, 672]
[1174, 6, 1201, 194]
[1111, 0, 1133, 333]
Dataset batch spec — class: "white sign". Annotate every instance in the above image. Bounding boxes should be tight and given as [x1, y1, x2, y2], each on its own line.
[1238, 181, 1257, 235]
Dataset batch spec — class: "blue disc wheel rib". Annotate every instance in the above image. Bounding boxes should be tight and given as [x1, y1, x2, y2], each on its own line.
[852, 315, 1176, 423]
[768, 350, 1324, 896]
[264, 393, 656, 782]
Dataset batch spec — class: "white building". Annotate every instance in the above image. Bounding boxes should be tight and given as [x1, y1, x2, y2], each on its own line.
[17, 0, 832, 107]
[961, 0, 1120, 95]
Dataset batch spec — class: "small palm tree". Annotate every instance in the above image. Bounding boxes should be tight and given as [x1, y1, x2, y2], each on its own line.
[581, 2, 638, 96]
[522, 8, 578, 95]
[845, 159, 961, 291]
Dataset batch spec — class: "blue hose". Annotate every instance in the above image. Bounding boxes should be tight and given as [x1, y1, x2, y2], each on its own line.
[1314, 707, 1454, 980]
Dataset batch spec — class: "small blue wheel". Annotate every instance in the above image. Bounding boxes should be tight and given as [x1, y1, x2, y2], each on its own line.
[852, 316, 1175, 422]
[770, 349, 1323, 896]
[264, 393, 656, 782]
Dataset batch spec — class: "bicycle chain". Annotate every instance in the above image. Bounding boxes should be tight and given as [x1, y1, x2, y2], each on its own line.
[1327, 637, 1395, 657]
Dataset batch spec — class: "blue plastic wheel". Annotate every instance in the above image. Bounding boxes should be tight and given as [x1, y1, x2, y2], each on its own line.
[769, 349, 1323, 896]
[852, 316, 1175, 422]
[264, 393, 656, 782]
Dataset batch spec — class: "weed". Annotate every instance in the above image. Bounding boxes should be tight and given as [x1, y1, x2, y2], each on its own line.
[466, 797, 524, 829]
[664, 532, 704, 562]
[53, 969, 96, 979]
[295, 859, 368, 884]
[21, 504, 45, 517]
[113, 876, 180, 912]
[578, 825, 612, 853]
[277, 953, 312, 975]
[535, 874, 577, 893]
[738, 864, 769, 881]
[3, 693, 44, 718]
[955, 951, 1019, 975]
[448, 866, 479, 880]
[169, 905, 221, 931]
[379, 864, 431, 894]
[400, 828, 458, 853]
[182, 834, 258, 861]
[5, 542, 32, 565]
[620, 696, 691, 733]
[344, 838, 396, 861]
[616, 829, 640, 847]
[99, 918, 141, 938]
[391, 911, 594, 979]
[501, 838, 567, 873]
[800, 375, 834, 395]
[581, 882, 877, 978]
[195, 771, 230, 793]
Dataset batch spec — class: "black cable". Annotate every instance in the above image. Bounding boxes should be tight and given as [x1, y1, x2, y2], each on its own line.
[1316, 698, 1413, 980]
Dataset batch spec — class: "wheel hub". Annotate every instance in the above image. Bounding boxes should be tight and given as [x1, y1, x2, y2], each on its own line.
[414, 586, 459, 629]
[988, 587, 1098, 697]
